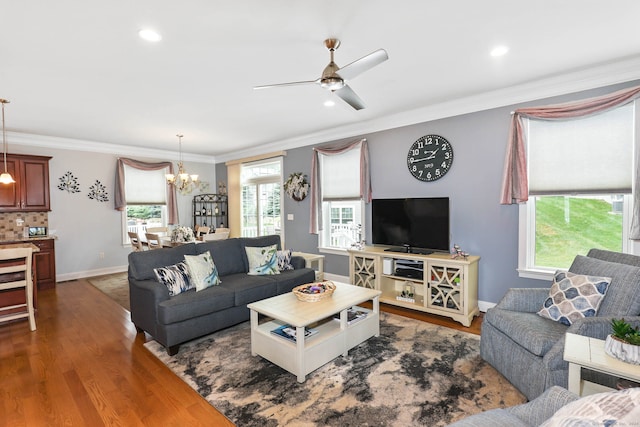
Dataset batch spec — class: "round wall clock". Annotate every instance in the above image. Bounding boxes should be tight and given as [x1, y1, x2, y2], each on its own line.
[406, 134, 454, 182]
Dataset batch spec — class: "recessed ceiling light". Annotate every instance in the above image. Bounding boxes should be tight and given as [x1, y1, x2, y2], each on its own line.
[490, 45, 509, 57]
[324, 100, 335, 107]
[138, 29, 162, 42]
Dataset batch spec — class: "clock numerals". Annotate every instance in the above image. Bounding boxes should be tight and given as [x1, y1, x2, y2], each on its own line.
[406, 134, 453, 182]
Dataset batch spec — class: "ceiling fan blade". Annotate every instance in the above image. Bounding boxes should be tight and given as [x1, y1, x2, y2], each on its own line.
[254, 80, 318, 90]
[334, 84, 365, 110]
[337, 49, 388, 80]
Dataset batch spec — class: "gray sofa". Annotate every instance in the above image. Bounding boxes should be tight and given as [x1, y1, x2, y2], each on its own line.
[480, 249, 640, 400]
[128, 235, 316, 355]
[448, 386, 579, 427]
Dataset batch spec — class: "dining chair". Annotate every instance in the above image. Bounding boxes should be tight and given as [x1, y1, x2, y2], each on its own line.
[145, 233, 163, 250]
[0, 247, 36, 331]
[215, 227, 230, 234]
[146, 226, 168, 235]
[127, 231, 148, 251]
[202, 231, 229, 241]
[196, 226, 210, 239]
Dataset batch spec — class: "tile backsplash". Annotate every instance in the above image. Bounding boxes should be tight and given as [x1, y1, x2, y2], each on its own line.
[0, 212, 48, 241]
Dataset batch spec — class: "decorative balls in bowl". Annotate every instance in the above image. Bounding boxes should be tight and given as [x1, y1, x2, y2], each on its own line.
[293, 281, 336, 302]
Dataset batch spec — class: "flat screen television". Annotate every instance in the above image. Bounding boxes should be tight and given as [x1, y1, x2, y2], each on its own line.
[371, 197, 450, 254]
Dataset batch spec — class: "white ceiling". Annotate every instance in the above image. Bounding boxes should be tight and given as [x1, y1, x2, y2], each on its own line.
[4, 1, 640, 161]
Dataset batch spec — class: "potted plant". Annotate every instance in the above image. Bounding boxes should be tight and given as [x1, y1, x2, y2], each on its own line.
[604, 318, 640, 365]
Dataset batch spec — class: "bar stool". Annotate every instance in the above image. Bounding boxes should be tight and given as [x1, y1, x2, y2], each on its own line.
[0, 247, 36, 331]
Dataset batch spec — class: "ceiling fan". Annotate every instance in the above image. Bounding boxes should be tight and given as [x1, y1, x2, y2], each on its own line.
[254, 38, 388, 110]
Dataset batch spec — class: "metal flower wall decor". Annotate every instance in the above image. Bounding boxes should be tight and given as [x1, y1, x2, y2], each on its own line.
[88, 179, 109, 202]
[283, 172, 309, 202]
[57, 171, 81, 193]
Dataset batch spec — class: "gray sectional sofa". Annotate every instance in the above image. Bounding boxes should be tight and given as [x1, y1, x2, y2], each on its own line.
[128, 235, 316, 355]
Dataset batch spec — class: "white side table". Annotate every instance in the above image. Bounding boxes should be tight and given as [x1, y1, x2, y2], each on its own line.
[292, 252, 325, 281]
[564, 333, 640, 396]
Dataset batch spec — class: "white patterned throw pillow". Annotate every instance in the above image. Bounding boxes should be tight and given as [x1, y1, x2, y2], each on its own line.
[246, 245, 280, 275]
[540, 387, 640, 426]
[537, 271, 610, 326]
[184, 251, 221, 291]
[153, 261, 193, 296]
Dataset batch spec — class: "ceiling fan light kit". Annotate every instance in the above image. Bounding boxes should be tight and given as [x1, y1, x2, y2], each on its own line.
[254, 38, 388, 110]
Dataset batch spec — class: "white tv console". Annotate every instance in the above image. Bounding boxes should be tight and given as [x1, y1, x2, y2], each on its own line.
[348, 246, 480, 327]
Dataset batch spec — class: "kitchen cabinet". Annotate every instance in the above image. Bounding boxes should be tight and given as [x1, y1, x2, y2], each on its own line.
[31, 239, 56, 290]
[0, 154, 51, 212]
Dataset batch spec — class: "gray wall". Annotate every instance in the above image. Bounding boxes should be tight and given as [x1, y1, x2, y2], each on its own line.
[10, 143, 215, 280]
[218, 80, 640, 304]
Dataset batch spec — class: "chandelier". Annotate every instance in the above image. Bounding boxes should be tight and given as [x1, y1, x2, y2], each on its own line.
[0, 99, 15, 185]
[165, 134, 206, 195]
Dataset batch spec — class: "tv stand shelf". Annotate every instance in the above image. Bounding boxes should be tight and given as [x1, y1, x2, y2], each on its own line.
[348, 246, 480, 327]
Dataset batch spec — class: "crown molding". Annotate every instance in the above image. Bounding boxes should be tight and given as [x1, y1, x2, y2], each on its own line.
[7, 131, 217, 164]
[216, 55, 640, 163]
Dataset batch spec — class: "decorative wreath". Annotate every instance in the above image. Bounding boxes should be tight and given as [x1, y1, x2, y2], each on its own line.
[283, 172, 309, 202]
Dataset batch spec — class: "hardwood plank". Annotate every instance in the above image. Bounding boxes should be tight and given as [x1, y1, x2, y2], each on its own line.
[0, 278, 482, 426]
[0, 280, 233, 427]
[364, 300, 483, 335]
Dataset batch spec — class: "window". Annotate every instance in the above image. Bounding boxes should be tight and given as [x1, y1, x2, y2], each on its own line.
[319, 146, 364, 251]
[519, 103, 635, 277]
[331, 205, 353, 225]
[240, 158, 282, 238]
[322, 200, 363, 249]
[122, 164, 170, 243]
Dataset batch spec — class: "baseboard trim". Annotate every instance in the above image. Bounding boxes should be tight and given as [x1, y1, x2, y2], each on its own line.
[57, 265, 128, 282]
[478, 301, 495, 313]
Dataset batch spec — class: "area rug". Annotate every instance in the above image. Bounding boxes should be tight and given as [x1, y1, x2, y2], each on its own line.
[87, 272, 129, 311]
[144, 312, 526, 426]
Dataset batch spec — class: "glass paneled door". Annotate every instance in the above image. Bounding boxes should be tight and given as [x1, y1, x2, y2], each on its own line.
[241, 158, 282, 238]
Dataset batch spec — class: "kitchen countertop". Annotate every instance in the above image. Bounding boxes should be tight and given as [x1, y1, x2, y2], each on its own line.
[0, 236, 57, 245]
[0, 242, 41, 252]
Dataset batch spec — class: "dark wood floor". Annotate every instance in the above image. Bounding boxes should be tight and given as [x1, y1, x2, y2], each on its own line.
[0, 279, 482, 426]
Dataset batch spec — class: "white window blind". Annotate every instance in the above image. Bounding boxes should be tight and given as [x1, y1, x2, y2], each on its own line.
[320, 145, 361, 201]
[527, 103, 634, 195]
[124, 164, 168, 204]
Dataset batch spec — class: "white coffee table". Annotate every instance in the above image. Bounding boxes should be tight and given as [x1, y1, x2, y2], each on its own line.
[247, 282, 381, 382]
[564, 333, 640, 396]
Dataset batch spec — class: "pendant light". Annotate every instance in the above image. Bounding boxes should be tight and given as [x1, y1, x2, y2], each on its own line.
[165, 134, 202, 194]
[0, 99, 15, 185]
